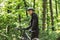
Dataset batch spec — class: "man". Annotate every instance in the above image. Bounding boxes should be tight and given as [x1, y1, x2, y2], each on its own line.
[24, 7, 39, 40]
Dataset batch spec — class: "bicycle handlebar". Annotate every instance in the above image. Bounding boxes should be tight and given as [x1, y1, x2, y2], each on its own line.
[15, 27, 26, 31]
[15, 27, 35, 33]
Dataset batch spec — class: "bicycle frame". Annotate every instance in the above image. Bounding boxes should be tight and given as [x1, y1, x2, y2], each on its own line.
[19, 30, 31, 40]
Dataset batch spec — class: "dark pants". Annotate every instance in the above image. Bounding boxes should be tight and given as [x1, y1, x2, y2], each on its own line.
[31, 30, 39, 40]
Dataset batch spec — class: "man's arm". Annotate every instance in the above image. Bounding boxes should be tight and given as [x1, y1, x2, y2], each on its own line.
[24, 15, 37, 30]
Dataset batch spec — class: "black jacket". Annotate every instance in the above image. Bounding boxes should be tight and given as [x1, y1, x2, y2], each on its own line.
[26, 13, 39, 31]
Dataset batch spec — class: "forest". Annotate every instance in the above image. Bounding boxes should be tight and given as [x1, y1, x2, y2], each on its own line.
[0, 0, 60, 40]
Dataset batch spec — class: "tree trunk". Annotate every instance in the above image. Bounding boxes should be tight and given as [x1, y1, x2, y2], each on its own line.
[58, 0, 60, 14]
[23, 0, 28, 17]
[42, 0, 47, 30]
[33, 0, 35, 9]
[49, 0, 54, 31]
[18, 14, 22, 35]
[55, 0, 58, 23]
[55, 0, 58, 17]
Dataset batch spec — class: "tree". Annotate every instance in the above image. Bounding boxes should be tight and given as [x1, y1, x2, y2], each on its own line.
[23, 0, 28, 17]
[55, 0, 58, 17]
[33, 0, 35, 9]
[49, 0, 54, 31]
[42, 0, 47, 30]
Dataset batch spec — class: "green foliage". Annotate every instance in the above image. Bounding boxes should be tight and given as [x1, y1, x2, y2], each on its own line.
[40, 31, 57, 40]
[0, 0, 60, 40]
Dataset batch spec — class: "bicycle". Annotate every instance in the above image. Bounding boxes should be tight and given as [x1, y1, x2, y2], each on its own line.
[15, 27, 31, 40]
[15, 27, 39, 40]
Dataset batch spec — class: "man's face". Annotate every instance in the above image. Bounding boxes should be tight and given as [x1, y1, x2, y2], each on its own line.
[27, 10, 33, 15]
